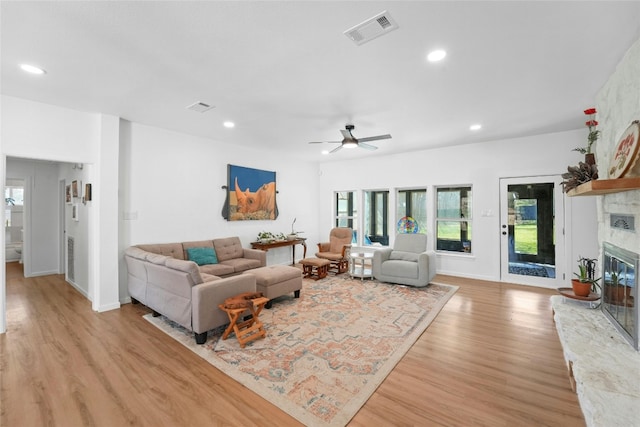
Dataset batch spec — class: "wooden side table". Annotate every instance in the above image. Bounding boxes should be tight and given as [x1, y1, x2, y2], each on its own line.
[218, 296, 269, 348]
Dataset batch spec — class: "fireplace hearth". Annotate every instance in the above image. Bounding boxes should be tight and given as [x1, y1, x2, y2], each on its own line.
[602, 242, 638, 350]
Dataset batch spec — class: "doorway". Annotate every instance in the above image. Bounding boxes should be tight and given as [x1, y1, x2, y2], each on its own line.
[4, 179, 25, 264]
[500, 176, 565, 289]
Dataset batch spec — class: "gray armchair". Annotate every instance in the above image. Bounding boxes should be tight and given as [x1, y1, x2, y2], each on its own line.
[372, 234, 436, 287]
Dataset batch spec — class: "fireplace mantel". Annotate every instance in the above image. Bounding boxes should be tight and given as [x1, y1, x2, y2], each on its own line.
[566, 177, 640, 196]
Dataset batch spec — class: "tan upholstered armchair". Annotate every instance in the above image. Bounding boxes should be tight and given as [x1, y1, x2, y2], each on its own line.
[316, 227, 352, 274]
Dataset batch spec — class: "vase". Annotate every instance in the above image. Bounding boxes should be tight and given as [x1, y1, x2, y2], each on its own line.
[571, 279, 592, 297]
[585, 153, 596, 166]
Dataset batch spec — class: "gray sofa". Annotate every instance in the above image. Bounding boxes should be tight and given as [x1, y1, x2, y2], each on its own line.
[372, 233, 436, 287]
[125, 237, 266, 344]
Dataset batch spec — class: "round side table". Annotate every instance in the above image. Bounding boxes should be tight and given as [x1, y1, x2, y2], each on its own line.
[350, 252, 374, 280]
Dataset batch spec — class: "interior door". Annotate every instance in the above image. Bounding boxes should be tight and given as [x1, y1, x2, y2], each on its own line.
[500, 176, 565, 289]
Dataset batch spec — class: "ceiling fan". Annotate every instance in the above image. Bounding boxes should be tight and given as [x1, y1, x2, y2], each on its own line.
[309, 124, 391, 154]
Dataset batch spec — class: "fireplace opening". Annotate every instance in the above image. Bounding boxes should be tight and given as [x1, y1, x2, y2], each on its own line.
[602, 242, 638, 350]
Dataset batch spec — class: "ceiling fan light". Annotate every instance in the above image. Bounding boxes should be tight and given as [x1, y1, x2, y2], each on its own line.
[20, 63, 46, 75]
[343, 141, 358, 148]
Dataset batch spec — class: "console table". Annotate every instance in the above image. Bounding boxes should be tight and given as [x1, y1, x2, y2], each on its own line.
[251, 238, 307, 265]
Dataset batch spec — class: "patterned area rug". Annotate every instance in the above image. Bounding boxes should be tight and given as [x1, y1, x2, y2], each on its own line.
[144, 275, 458, 426]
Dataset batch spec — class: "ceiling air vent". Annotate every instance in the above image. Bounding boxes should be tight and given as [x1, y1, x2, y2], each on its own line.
[611, 214, 635, 232]
[344, 10, 399, 46]
[186, 101, 215, 113]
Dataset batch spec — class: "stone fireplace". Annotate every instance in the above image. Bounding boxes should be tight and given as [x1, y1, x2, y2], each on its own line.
[602, 242, 638, 350]
[594, 37, 640, 350]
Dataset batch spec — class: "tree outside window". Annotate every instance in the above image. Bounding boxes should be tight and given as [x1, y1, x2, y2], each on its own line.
[436, 186, 472, 253]
[335, 191, 357, 242]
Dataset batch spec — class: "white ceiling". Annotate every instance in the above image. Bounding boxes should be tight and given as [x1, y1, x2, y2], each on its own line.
[2, 1, 640, 161]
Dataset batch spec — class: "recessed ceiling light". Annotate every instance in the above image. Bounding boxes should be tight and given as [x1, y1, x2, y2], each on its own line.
[223, 121, 235, 128]
[427, 49, 446, 62]
[321, 150, 330, 155]
[470, 124, 482, 131]
[20, 63, 46, 75]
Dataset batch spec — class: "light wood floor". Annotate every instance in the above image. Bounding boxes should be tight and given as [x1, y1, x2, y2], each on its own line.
[2, 262, 585, 426]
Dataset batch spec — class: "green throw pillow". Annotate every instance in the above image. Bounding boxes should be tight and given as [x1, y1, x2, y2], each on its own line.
[186, 247, 218, 266]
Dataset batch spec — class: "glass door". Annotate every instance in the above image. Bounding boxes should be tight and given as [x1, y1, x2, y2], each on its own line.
[500, 176, 565, 288]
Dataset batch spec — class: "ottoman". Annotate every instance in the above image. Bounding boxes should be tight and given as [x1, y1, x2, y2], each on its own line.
[300, 257, 331, 280]
[243, 265, 302, 308]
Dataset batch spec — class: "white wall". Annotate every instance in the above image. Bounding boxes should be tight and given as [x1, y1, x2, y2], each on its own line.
[59, 162, 93, 297]
[1, 95, 100, 163]
[319, 129, 598, 283]
[117, 121, 320, 302]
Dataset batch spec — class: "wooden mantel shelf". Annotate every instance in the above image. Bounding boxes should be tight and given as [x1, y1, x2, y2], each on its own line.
[567, 177, 640, 196]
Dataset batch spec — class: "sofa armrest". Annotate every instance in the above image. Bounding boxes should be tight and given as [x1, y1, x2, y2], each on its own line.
[340, 244, 352, 257]
[417, 250, 437, 283]
[191, 274, 257, 334]
[372, 248, 393, 278]
[242, 247, 267, 267]
[375, 248, 393, 262]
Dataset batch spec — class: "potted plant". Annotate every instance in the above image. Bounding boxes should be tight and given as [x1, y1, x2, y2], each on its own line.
[257, 231, 274, 244]
[573, 107, 601, 164]
[562, 108, 600, 193]
[572, 256, 601, 297]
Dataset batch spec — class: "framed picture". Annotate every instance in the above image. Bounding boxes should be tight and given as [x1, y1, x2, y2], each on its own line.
[71, 180, 81, 198]
[84, 183, 92, 201]
[608, 120, 640, 179]
[72, 204, 79, 221]
[65, 184, 72, 204]
[223, 164, 277, 221]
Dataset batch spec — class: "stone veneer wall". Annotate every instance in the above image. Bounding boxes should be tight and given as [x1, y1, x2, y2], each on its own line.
[595, 36, 640, 257]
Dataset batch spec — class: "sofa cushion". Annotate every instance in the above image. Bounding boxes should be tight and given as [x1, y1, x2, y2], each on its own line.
[146, 253, 169, 265]
[182, 240, 214, 258]
[186, 247, 218, 266]
[165, 258, 203, 285]
[381, 260, 419, 279]
[222, 257, 262, 273]
[199, 263, 235, 277]
[389, 251, 419, 262]
[137, 242, 186, 260]
[213, 237, 244, 262]
[125, 246, 149, 261]
[200, 272, 220, 282]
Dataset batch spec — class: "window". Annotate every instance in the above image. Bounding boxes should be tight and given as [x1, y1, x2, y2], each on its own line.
[5, 186, 24, 206]
[397, 189, 427, 234]
[364, 190, 389, 246]
[436, 186, 472, 253]
[5, 185, 24, 229]
[335, 191, 357, 242]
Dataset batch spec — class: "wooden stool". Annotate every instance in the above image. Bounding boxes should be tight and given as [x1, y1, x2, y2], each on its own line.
[218, 296, 269, 348]
[300, 258, 331, 280]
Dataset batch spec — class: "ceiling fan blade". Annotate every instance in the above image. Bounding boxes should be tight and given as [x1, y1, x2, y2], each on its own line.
[358, 142, 378, 151]
[308, 141, 341, 144]
[340, 129, 354, 140]
[357, 134, 392, 143]
[329, 145, 343, 154]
